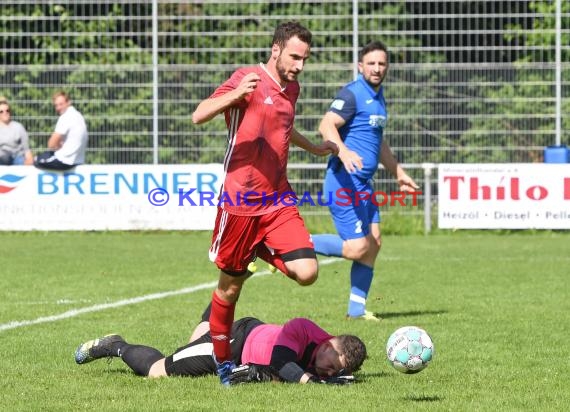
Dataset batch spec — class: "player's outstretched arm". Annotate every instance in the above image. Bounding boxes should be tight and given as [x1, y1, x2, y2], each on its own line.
[290, 128, 339, 156]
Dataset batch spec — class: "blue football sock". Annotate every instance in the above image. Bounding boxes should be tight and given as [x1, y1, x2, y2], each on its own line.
[312, 234, 343, 257]
[347, 261, 374, 317]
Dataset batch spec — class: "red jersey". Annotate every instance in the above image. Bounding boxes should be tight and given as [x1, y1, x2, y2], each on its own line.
[210, 64, 299, 216]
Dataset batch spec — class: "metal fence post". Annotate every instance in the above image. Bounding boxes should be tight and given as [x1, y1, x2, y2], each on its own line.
[152, 0, 159, 164]
[555, 0, 562, 146]
[422, 163, 435, 234]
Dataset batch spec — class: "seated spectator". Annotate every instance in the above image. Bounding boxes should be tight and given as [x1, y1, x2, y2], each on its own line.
[34, 91, 88, 171]
[0, 98, 33, 165]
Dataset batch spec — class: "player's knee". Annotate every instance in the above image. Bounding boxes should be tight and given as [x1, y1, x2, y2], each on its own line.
[217, 286, 241, 303]
[215, 282, 243, 303]
[347, 236, 380, 260]
[147, 358, 167, 378]
[289, 260, 318, 286]
[296, 271, 318, 286]
[217, 270, 248, 303]
[370, 237, 381, 256]
[346, 241, 369, 260]
[374, 235, 382, 250]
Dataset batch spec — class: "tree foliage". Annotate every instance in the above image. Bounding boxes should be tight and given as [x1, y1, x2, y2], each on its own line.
[1, 1, 567, 164]
[462, 0, 570, 162]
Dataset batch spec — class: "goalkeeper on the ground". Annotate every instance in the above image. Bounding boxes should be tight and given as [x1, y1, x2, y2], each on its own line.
[74, 304, 367, 385]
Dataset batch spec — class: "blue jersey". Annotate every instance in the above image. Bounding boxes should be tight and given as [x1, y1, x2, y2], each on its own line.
[327, 74, 387, 181]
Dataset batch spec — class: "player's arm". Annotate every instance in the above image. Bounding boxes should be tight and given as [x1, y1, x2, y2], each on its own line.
[267, 318, 314, 383]
[191, 72, 261, 124]
[269, 346, 352, 384]
[268, 318, 326, 384]
[319, 89, 363, 173]
[379, 139, 419, 192]
[318, 111, 362, 173]
[269, 345, 317, 384]
[290, 128, 338, 157]
[47, 132, 64, 150]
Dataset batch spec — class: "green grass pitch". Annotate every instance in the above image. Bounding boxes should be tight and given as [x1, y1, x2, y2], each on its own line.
[1, 230, 569, 411]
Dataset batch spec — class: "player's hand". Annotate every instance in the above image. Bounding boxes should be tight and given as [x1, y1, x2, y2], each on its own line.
[229, 363, 276, 385]
[396, 171, 420, 192]
[236, 73, 261, 99]
[312, 140, 339, 156]
[339, 149, 363, 173]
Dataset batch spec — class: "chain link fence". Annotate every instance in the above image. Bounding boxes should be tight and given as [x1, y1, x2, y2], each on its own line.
[2, 0, 568, 165]
[1, 1, 569, 228]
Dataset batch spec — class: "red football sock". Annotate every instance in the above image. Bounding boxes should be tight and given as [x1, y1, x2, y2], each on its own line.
[209, 291, 235, 363]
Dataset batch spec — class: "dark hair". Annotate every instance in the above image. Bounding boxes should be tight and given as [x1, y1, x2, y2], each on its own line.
[337, 335, 367, 373]
[358, 41, 389, 62]
[272, 21, 312, 49]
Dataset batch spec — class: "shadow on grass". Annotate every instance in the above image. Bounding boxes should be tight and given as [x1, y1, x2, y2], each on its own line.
[99, 367, 132, 376]
[356, 371, 391, 381]
[377, 309, 447, 319]
[404, 394, 444, 402]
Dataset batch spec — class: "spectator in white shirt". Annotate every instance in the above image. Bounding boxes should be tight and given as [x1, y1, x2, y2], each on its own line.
[34, 91, 88, 170]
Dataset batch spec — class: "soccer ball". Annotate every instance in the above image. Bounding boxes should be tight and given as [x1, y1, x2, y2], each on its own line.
[386, 326, 434, 374]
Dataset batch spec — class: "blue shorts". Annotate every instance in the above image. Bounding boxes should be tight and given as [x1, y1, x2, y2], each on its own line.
[323, 166, 380, 240]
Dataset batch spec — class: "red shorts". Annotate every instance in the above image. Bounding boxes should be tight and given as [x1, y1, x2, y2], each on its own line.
[209, 206, 314, 274]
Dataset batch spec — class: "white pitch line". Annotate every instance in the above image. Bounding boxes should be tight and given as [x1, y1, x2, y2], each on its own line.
[0, 258, 341, 333]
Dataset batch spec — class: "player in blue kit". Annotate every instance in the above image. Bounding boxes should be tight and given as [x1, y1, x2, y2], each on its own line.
[312, 41, 419, 320]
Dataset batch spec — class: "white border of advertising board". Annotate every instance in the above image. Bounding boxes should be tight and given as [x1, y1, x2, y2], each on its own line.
[438, 163, 570, 229]
[0, 164, 224, 231]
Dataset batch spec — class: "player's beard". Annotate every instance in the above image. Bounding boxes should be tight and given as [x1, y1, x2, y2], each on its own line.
[364, 73, 384, 89]
[276, 55, 298, 83]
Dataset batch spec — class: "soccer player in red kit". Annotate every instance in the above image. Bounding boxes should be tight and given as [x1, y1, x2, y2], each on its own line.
[191, 21, 338, 385]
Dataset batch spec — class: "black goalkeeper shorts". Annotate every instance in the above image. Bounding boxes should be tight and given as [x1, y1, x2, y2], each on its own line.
[164, 317, 264, 377]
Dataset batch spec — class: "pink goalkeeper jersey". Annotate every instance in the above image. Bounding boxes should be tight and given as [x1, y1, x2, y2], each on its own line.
[210, 64, 299, 216]
[241, 318, 333, 366]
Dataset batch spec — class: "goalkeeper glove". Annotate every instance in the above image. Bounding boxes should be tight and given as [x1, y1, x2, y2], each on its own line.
[229, 363, 277, 385]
